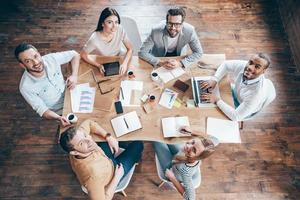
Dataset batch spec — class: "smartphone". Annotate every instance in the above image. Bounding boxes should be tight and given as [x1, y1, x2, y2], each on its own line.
[114, 101, 123, 114]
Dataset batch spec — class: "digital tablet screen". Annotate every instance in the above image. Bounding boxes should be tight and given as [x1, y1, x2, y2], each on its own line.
[103, 62, 120, 76]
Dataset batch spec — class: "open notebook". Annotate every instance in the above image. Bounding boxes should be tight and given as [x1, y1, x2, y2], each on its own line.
[154, 66, 185, 83]
[111, 111, 142, 137]
[161, 116, 190, 138]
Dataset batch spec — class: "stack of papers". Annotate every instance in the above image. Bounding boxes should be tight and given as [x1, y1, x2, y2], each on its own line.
[162, 116, 190, 138]
[154, 67, 185, 83]
[158, 88, 178, 109]
[119, 80, 143, 106]
[111, 111, 142, 137]
[206, 117, 241, 143]
[70, 83, 96, 113]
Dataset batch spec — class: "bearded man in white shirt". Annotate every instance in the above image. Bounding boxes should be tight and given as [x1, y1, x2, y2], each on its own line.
[201, 53, 274, 121]
[15, 42, 80, 127]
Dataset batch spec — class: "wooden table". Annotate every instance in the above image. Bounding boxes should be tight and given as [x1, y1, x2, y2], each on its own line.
[61, 54, 233, 144]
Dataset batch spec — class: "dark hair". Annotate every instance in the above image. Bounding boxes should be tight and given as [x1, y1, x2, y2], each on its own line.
[166, 7, 186, 23]
[95, 7, 120, 32]
[59, 127, 77, 153]
[257, 52, 271, 69]
[14, 42, 37, 62]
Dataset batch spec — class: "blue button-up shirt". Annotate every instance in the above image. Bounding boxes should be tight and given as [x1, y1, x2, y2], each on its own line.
[19, 50, 77, 116]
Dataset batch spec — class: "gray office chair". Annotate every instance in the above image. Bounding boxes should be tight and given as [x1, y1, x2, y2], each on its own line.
[121, 16, 142, 56]
[240, 78, 276, 129]
[155, 154, 201, 189]
[81, 148, 138, 197]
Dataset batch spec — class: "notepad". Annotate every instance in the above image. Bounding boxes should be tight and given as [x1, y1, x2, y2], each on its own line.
[154, 67, 185, 83]
[111, 111, 142, 137]
[206, 117, 241, 143]
[119, 80, 143, 106]
[158, 88, 178, 109]
[70, 83, 96, 113]
[161, 116, 190, 138]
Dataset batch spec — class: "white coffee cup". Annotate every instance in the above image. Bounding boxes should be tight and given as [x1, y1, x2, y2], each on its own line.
[67, 113, 78, 124]
[151, 71, 159, 82]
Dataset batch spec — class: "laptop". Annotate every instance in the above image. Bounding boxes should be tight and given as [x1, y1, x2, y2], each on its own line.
[191, 76, 219, 107]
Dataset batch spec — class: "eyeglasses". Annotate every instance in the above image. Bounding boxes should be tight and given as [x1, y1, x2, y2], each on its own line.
[166, 22, 182, 28]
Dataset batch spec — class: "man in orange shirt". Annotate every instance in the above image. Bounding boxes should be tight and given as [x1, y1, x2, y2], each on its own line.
[59, 119, 143, 200]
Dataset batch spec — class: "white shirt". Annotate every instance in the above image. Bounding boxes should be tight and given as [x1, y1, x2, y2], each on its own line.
[211, 60, 271, 121]
[167, 34, 179, 53]
[19, 50, 77, 117]
[83, 25, 128, 56]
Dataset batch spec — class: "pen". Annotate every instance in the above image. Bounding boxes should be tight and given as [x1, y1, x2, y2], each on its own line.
[120, 87, 124, 99]
[169, 94, 174, 104]
[123, 118, 129, 129]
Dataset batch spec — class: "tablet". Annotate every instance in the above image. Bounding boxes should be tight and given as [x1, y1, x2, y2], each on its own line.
[103, 61, 120, 76]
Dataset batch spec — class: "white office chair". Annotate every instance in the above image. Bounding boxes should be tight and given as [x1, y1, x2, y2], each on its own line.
[81, 148, 138, 197]
[240, 79, 276, 129]
[155, 154, 201, 189]
[120, 16, 142, 56]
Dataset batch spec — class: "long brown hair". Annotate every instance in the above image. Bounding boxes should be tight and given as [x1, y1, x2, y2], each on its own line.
[172, 136, 216, 164]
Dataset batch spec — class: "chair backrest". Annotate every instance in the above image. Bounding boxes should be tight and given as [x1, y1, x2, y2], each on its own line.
[120, 16, 142, 56]
[155, 154, 201, 188]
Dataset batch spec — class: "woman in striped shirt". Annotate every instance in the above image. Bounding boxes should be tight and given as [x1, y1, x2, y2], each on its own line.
[153, 126, 219, 200]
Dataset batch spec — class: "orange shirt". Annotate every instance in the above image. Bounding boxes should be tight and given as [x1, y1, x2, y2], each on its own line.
[69, 120, 114, 200]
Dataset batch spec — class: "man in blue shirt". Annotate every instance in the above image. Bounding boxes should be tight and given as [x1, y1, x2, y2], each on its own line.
[15, 42, 80, 127]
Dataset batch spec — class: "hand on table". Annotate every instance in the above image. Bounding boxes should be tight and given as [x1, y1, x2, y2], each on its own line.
[119, 63, 128, 75]
[66, 75, 78, 90]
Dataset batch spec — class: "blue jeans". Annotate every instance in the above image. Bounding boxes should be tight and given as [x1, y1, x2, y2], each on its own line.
[152, 141, 183, 178]
[97, 141, 143, 177]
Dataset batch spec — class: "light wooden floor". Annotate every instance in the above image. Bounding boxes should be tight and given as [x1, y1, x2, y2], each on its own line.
[0, 0, 300, 199]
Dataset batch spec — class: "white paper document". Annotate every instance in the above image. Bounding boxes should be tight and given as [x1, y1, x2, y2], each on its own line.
[154, 67, 185, 83]
[162, 116, 190, 138]
[119, 80, 143, 106]
[158, 88, 178, 109]
[191, 76, 220, 108]
[206, 117, 241, 143]
[70, 83, 96, 113]
[111, 111, 142, 137]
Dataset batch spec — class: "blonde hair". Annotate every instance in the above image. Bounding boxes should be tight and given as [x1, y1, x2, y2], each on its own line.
[172, 136, 216, 164]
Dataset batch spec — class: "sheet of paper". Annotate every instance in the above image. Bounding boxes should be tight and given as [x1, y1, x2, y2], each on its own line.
[158, 88, 178, 109]
[111, 111, 142, 137]
[70, 83, 95, 113]
[162, 116, 190, 137]
[206, 117, 241, 143]
[119, 80, 143, 106]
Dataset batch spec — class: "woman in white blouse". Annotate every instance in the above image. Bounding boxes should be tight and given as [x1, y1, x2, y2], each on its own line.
[80, 7, 133, 75]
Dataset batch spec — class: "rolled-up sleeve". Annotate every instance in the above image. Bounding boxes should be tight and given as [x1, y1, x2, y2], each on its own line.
[20, 89, 49, 117]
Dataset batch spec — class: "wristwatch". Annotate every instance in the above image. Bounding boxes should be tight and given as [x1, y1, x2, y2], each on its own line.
[105, 132, 112, 139]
